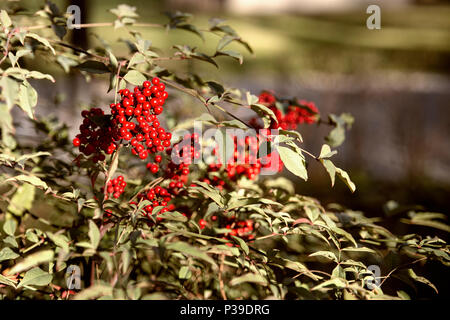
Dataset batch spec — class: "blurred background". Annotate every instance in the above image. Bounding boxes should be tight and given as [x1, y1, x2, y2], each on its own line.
[6, 0, 450, 226]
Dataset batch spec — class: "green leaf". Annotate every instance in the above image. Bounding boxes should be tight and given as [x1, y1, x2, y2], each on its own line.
[217, 35, 238, 51]
[26, 33, 56, 55]
[27, 71, 55, 82]
[326, 126, 345, 147]
[178, 266, 192, 280]
[107, 50, 118, 69]
[230, 273, 268, 286]
[16, 151, 51, 163]
[279, 129, 303, 142]
[320, 159, 336, 187]
[0, 10, 12, 27]
[0, 274, 17, 287]
[331, 265, 346, 279]
[166, 242, 217, 268]
[26, 229, 39, 243]
[3, 219, 17, 236]
[309, 251, 338, 263]
[17, 267, 52, 288]
[74, 284, 113, 300]
[123, 70, 146, 85]
[319, 144, 337, 159]
[0, 247, 19, 262]
[110, 4, 138, 18]
[190, 181, 224, 207]
[216, 50, 243, 64]
[46, 232, 69, 252]
[52, 23, 67, 40]
[250, 103, 278, 124]
[88, 220, 101, 249]
[0, 76, 19, 109]
[3, 236, 18, 248]
[408, 269, 438, 294]
[176, 24, 204, 40]
[157, 211, 188, 222]
[8, 250, 54, 275]
[335, 167, 356, 193]
[331, 226, 357, 247]
[8, 52, 18, 67]
[325, 113, 354, 147]
[6, 174, 48, 189]
[277, 146, 307, 181]
[18, 82, 38, 119]
[76, 61, 110, 74]
[0, 102, 15, 148]
[231, 236, 249, 255]
[191, 53, 218, 68]
[312, 278, 347, 290]
[342, 247, 376, 253]
[264, 177, 295, 194]
[7, 183, 35, 216]
[128, 52, 146, 68]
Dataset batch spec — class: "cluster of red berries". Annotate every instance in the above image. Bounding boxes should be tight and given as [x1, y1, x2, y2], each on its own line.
[203, 134, 262, 186]
[134, 185, 175, 218]
[112, 78, 171, 161]
[102, 175, 126, 199]
[257, 91, 319, 130]
[73, 78, 172, 165]
[134, 133, 198, 219]
[199, 215, 255, 245]
[283, 101, 319, 128]
[72, 108, 117, 163]
[225, 219, 255, 241]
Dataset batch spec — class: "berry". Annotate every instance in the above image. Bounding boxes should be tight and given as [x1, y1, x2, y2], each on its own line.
[73, 137, 81, 147]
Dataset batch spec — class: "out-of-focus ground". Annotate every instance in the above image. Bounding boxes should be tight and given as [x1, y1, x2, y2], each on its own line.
[7, 0, 450, 219]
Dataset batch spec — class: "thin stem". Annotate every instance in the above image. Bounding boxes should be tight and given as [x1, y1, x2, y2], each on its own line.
[0, 28, 15, 65]
[48, 39, 108, 62]
[301, 148, 318, 160]
[378, 257, 427, 288]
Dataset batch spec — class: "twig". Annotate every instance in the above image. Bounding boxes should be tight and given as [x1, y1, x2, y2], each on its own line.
[378, 257, 427, 288]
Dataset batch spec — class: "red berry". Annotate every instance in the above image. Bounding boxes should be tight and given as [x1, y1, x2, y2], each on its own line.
[122, 99, 131, 107]
[150, 164, 159, 173]
[157, 83, 165, 91]
[73, 137, 81, 147]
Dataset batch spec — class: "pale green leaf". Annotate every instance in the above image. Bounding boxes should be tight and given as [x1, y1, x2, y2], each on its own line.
[277, 146, 307, 181]
[17, 267, 52, 288]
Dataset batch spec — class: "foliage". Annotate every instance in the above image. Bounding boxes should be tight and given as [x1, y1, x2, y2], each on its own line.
[0, 2, 449, 300]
